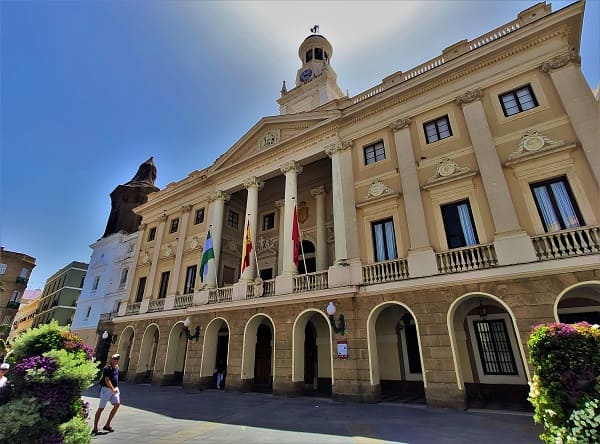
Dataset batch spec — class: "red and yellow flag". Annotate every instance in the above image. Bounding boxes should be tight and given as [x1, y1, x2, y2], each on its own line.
[241, 220, 253, 274]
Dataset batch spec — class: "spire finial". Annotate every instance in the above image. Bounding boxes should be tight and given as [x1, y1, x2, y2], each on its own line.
[281, 80, 287, 95]
[310, 25, 319, 34]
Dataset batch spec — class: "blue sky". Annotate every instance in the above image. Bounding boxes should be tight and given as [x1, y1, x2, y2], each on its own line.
[1, 1, 598, 291]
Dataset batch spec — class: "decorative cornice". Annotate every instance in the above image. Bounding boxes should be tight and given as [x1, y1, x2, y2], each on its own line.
[389, 117, 412, 132]
[540, 49, 581, 73]
[455, 89, 483, 106]
[243, 176, 265, 190]
[507, 129, 560, 161]
[310, 186, 326, 198]
[208, 190, 231, 203]
[366, 178, 393, 199]
[280, 160, 303, 175]
[426, 158, 473, 185]
[325, 140, 352, 157]
[256, 237, 278, 253]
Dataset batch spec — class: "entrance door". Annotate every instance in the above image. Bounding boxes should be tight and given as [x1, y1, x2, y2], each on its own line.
[216, 327, 229, 388]
[304, 321, 317, 391]
[254, 324, 272, 391]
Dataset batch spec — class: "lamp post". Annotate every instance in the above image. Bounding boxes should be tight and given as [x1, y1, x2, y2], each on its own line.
[183, 317, 201, 341]
[326, 302, 345, 336]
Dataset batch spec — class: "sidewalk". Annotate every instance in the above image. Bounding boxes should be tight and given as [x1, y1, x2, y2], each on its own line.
[84, 383, 542, 443]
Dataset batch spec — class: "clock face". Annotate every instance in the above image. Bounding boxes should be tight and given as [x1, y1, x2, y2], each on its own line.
[300, 68, 313, 82]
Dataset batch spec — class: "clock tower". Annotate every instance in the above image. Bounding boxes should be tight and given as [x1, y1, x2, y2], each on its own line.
[278, 26, 345, 115]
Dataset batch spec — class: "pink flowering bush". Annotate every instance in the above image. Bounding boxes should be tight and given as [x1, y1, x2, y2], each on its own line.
[528, 322, 600, 443]
[0, 322, 98, 444]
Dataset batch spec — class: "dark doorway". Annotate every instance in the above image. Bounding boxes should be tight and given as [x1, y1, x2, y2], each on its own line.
[304, 321, 317, 393]
[297, 241, 316, 274]
[215, 327, 229, 388]
[253, 324, 272, 392]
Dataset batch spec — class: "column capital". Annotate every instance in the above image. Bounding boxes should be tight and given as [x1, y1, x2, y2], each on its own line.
[541, 50, 581, 73]
[455, 89, 483, 107]
[158, 214, 168, 223]
[139, 223, 147, 231]
[310, 185, 326, 198]
[325, 140, 352, 157]
[181, 205, 192, 214]
[280, 160, 303, 175]
[209, 190, 231, 203]
[389, 117, 412, 132]
[243, 176, 265, 190]
[274, 199, 285, 209]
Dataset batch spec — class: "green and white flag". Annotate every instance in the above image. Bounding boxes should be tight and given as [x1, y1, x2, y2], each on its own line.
[200, 229, 215, 282]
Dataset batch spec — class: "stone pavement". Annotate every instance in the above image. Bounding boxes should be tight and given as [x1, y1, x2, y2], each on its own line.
[83, 383, 542, 444]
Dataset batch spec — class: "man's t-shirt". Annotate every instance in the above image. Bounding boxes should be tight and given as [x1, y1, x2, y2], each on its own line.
[100, 365, 119, 388]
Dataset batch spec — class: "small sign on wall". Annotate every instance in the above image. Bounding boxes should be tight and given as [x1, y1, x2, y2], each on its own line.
[336, 339, 348, 359]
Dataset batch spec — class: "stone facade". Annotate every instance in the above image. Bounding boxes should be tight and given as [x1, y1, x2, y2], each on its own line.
[106, 2, 599, 409]
[0, 247, 36, 337]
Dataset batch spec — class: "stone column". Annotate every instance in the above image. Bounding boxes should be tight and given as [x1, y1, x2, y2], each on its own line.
[145, 214, 168, 301]
[456, 89, 537, 264]
[541, 52, 600, 185]
[241, 177, 264, 281]
[169, 205, 192, 295]
[280, 161, 303, 275]
[310, 186, 328, 271]
[390, 118, 438, 277]
[275, 199, 285, 275]
[206, 190, 230, 288]
[326, 140, 362, 287]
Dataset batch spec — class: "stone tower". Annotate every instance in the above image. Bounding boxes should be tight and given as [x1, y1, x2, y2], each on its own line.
[102, 157, 159, 237]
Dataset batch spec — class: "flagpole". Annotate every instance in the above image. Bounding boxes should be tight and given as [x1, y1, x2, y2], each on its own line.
[210, 224, 219, 289]
[299, 228, 308, 274]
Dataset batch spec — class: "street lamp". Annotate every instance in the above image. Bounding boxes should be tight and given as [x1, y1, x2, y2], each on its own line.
[326, 302, 345, 336]
[102, 330, 117, 344]
[183, 317, 201, 341]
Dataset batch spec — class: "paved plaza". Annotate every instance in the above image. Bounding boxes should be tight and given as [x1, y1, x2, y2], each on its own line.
[83, 383, 542, 443]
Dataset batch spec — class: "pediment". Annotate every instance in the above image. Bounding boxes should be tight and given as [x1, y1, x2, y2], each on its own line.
[208, 111, 338, 174]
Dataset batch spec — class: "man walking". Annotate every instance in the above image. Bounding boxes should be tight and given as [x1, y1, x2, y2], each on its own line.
[92, 353, 121, 435]
[0, 363, 9, 388]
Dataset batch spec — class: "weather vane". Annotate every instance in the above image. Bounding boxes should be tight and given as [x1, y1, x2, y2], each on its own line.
[310, 25, 319, 34]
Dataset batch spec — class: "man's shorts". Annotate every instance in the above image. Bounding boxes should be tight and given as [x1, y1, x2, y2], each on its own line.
[99, 386, 120, 408]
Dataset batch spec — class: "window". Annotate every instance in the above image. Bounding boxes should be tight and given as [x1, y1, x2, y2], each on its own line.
[259, 268, 273, 280]
[80, 276, 85, 288]
[314, 47, 323, 60]
[169, 218, 179, 234]
[184, 265, 197, 294]
[473, 319, 518, 375]
[499, 85, 538, 117]
[0, 263, 6, 274]
[228, 210, 239, 229]
[194, 208, 205, 225]
[135, 277, 146, 303]
[148, 227, 157, 241]
[305, 49, 312, 63]
[158, 271, 170, 299]
[531, 176, 583, 232]
[85, 306, 91, 319]
[441, 200, 479, 249]
[92, 276, 100, 291]
[10, 290, 20, 303]
[363, 141, 386, 165]
[371, 218, 398, 262]
[19, 268, 29, 278]
[263, 213, 275, 231]
[119, 268, 129, 288]
[424, 116, 452, 143]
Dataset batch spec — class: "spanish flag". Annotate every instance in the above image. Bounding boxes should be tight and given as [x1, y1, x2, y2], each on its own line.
[241, 220, 253, 274]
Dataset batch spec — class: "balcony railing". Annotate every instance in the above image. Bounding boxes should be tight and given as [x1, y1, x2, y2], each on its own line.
[99, 311, 117, 322]
[363, 258, 409, 285]
[263, 279, 275, 297]
[148, 299, 165, 312]
[437, 243, 498, 274]
[293, 271, 328, 293]
[246, 278, 276, 299]
[532, 226, 600, 261]
[125, 302, 141, 315]
[174, 294, 193, 309]
[208, 286, 233, 304]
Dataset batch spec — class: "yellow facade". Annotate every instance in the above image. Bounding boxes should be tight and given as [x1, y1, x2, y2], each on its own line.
[106, 2, 599, 409]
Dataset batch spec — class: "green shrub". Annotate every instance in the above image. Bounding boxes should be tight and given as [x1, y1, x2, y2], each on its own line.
[528, 322, 600, 444]
[59, 415, 91, 444]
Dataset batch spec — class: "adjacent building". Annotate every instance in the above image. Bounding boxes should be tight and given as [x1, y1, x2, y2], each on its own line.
[9, 289, 43, 341]
[0, 247, 36, 336]
[71, 158, 159, 360]
[32, 261, 88, 328]
[106, 1, 598, 409]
